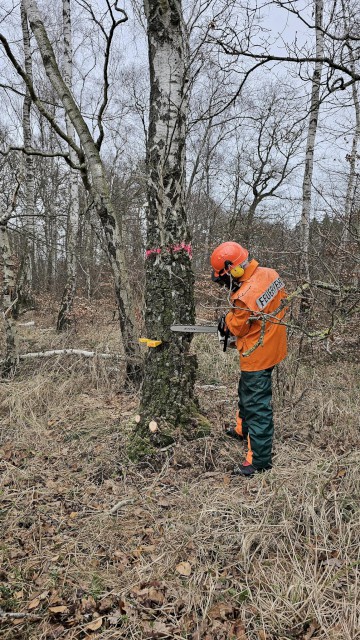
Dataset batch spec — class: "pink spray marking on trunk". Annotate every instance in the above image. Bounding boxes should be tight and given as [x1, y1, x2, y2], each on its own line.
[145, 243, 192, 259]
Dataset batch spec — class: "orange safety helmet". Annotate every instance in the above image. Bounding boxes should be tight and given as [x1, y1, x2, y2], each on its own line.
[210, 241, 249, 278]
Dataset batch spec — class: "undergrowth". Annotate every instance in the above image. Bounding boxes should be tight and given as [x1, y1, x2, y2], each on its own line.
[0, 307, 359, 639]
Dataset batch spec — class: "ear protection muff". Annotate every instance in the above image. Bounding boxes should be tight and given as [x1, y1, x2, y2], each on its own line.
[230, 265, 245, 278]
[223, 259, 245, 279]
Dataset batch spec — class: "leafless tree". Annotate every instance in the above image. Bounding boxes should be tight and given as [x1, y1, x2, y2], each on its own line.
[0, 177, 21, 376]
[57, 0, 80, 330]
[0, 0, 142, 381]
[300, 0, 324, 288]
[134, 0, 206, 453]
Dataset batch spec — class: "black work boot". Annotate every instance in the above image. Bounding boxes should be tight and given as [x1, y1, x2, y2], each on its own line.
[224, 426, 245, 441]
[232, 461, 271, 477]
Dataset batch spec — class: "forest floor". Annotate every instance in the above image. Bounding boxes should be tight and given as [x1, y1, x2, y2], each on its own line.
[0, 298, 359, 640]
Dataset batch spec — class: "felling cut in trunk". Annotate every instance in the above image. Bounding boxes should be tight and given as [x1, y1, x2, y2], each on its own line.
[132, 0, 210, 459]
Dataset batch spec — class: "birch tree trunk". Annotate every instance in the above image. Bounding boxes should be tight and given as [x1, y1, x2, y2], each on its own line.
[57, 0, 79, 331]
[300, 0, 324, 287]
[0, 218, 19, 377]
[16, 253, 32, 317]
[45, 149, 58, 291]
[134, 0, 207, 455]
[341, 78, 360, 247]
[22, 0, 141, 382]
[20, 2, 35, 303]
[340, 0, 360, 249]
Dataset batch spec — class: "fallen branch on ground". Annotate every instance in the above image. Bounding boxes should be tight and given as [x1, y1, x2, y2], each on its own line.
[18, 349, 119, 360]
[195, 384, 227, 390]
[108, 498, 134, 515]
[0, 609, 41, 621]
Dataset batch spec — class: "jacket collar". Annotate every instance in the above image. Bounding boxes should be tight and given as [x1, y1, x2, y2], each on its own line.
[238, 259, 259, 281]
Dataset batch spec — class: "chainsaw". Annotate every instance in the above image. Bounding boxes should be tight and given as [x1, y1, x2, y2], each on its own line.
[170, 322, 236, 352]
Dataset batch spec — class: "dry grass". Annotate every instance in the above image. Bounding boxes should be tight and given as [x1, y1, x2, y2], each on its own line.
[0, 306, 359, 639]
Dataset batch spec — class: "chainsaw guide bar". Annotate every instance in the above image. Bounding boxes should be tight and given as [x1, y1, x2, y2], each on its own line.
[170, 325, 218, 333]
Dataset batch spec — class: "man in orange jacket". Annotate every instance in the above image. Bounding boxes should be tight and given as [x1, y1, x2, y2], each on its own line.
[211, 241, 287, 476]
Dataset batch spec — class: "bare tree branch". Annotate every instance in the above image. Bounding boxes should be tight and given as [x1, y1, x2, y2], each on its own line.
[274, 0, 360, 42]
[213, 38, 360, 88]
[0, 145, 85, 171]
[0, 32, 84, 160]
[96, 2, 128, 149]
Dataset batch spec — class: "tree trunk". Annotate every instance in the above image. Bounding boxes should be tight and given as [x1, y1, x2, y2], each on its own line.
[14, 253, 33, 319]
[0, 224, 19, 377]
[300, 0, 324, 287]
[243, 199, 260, 249]
[45, 162, 58, 291]
[20, 2, 35, 301]
[23, 0, 141, 382]
[57, 0, 79, 331]
[341, 77, 360, 249]
[134, 0, 206, 455]
[340, 0, 360, 249]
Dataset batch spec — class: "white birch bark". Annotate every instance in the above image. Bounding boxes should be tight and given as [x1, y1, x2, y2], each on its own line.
[300, 0, 324, 283]
[138, 0, 201, 444]
[340, 0, 360, 248]
[0, 203, 19, 377]
[144, 0, 189, 249]
[342, 77, 360, 247]
[22, 0, 141, 380]
[20, 2, 35, 293]
[16, 253, 32, 309]
[57, 0, 79, 330]
[45, 144, 58, 290]
[19, 349, 117, 359]
[0, 226, 16, 299]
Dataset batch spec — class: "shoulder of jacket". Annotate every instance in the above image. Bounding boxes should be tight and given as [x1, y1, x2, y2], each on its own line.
[255, 266, 280, 279]
[231, 266, 273, 298]
[231, 266, 284, 310]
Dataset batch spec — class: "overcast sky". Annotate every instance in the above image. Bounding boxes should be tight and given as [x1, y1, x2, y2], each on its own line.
[0, 0, 356, 228]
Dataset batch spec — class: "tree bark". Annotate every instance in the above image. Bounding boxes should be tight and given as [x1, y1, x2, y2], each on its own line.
[22, 0, 141, 382]
[57, 0, 79, 331]
[300, 0, 324, 286]
[135, 0, 205, 454]
[340, 1, 360, 249]
[0, 223, 19, 377]
[343, 81, 360, 244]
[20, 2, 35, 304]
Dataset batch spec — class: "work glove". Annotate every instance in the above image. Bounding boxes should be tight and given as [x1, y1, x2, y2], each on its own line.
[217, 314, 236, 352]
[217, 315, 230, 352]
[211, 271, 231, 289]
[217, 314, 227, 337]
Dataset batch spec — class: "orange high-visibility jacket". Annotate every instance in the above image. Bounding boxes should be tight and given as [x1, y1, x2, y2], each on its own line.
[225, 260, 287, 371]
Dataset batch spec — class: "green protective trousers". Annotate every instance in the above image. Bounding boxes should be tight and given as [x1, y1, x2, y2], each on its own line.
[238, 367, 274, 469]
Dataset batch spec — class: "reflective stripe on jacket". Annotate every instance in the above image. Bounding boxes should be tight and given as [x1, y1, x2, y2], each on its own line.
[225, 260, 287, 371]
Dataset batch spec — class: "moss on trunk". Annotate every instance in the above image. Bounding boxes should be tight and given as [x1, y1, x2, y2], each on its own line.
[128, 403, 211, 462]
[134, 0, 210, 457]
